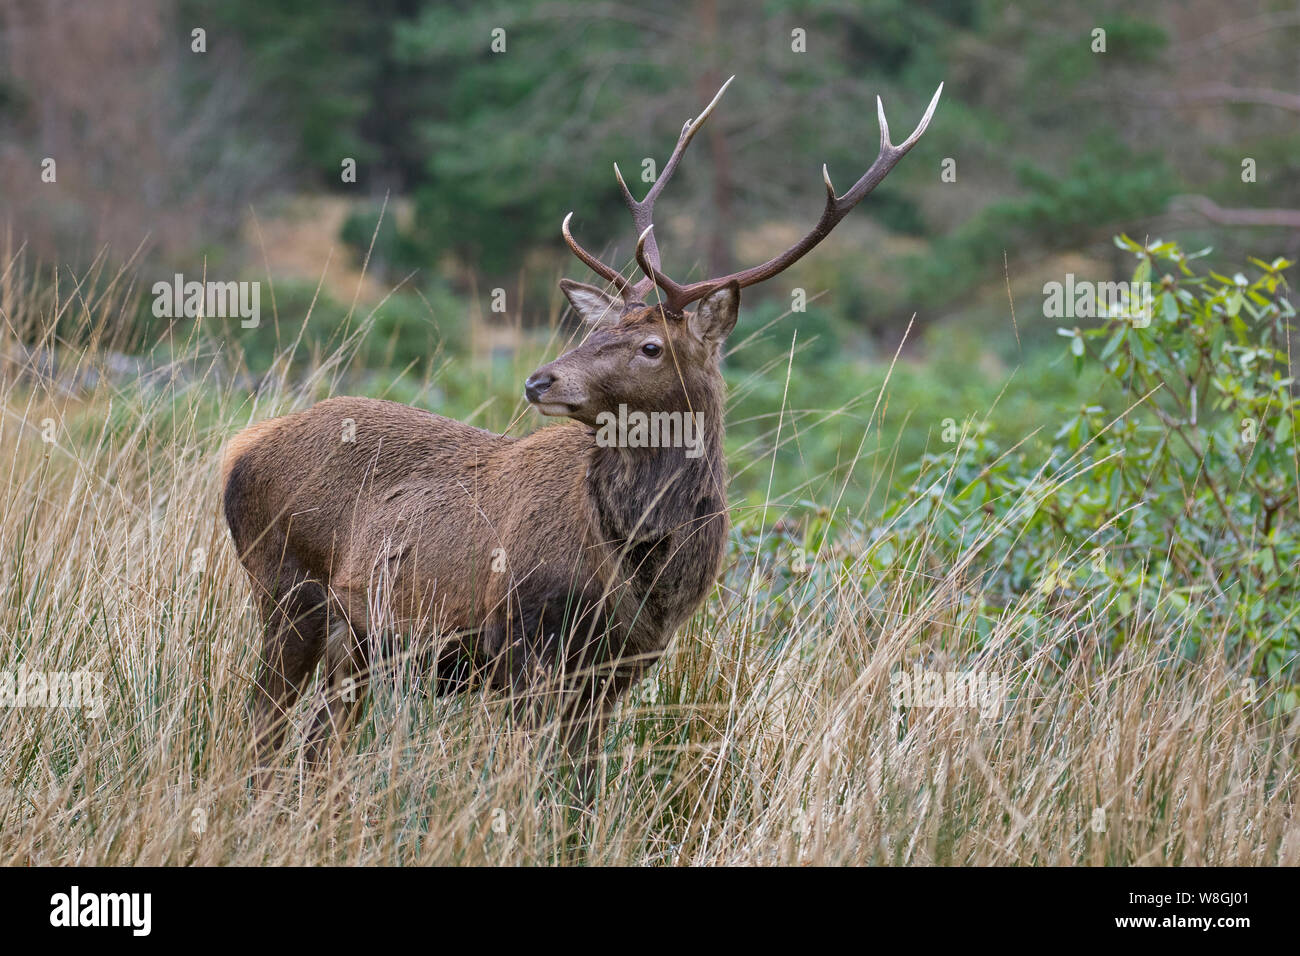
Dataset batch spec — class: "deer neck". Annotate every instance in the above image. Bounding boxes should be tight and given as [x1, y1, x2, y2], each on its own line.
[586, 387, 726, 549]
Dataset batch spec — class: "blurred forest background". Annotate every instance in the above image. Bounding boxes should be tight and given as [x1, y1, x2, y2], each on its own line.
[0, 0, 1296, 508]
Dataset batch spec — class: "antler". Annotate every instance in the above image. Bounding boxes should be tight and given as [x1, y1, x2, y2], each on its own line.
[615, 76, 734, 302]
[562, 79, 944, 315]
[562, 211, 636, 299]
[560, 77, 734, 305]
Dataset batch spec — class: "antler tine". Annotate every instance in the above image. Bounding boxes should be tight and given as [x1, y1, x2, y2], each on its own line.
[633, 224, 692, 309]
[620, 74, 734, 214]
[561, 211, 635, 299]
[833, 81, 944, 211]
[656, 82, 943, 309]
[615, 75, 734, 300]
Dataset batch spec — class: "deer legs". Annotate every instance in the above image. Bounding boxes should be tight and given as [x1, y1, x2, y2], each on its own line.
[303, 616, 372, 768]
[250, 563, 328, 785]
[249, 551, 370, 782]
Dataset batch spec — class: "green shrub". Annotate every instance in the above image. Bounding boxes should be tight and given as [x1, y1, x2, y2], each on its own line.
[881, 238, 1297, 699]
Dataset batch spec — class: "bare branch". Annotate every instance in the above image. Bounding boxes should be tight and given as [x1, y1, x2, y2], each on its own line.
[1173, 195, 1300, 229]
[1139, 84, 1300, 114]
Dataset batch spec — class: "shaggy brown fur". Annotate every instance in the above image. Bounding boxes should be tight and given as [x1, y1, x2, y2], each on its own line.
[223, 281, 739, 773]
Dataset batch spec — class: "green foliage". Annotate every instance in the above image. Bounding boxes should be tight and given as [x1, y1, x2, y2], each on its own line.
[217, 280, 468, 376]
[383, 0, 963, 280]
[391, 2, 670, 275]
[720, 296, 1102, 515]
[906, 134, 1174, 308]
[196, 0, 404, 180]
[1023, 15, 1167, 88]
[340, 202, 432, 282]
[882, 240, 1297, 697]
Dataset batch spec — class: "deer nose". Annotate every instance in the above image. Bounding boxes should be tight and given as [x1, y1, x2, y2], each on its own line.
[524, 372, 555, 402]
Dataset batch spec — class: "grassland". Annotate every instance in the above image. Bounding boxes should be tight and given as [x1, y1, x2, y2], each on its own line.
[0, 255, 1295, 865]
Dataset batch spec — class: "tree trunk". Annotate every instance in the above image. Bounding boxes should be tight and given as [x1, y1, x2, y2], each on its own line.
[696, 0, 733, 277]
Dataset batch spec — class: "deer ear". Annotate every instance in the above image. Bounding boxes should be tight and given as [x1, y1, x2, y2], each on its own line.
[560, 279, 623, 326]
[688, 281, 740, 348]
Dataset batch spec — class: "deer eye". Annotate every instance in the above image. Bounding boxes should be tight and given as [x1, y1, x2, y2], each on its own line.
[640, 342, 663, 358]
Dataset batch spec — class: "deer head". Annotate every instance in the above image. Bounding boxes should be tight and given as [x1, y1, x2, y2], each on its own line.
[525, 76, 943, 424]
[524, 279, 738, 427]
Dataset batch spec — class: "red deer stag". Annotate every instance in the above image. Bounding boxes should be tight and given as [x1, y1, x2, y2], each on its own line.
[222, 77, 942, 776]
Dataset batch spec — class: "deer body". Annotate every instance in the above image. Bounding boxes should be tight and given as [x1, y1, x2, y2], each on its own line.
[226, 286, 737, 765]
[223, 76, 940, 772]
[225, 386, 727, 757]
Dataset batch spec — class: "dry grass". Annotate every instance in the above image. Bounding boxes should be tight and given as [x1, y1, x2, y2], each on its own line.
[0, 254, 1296, 866]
